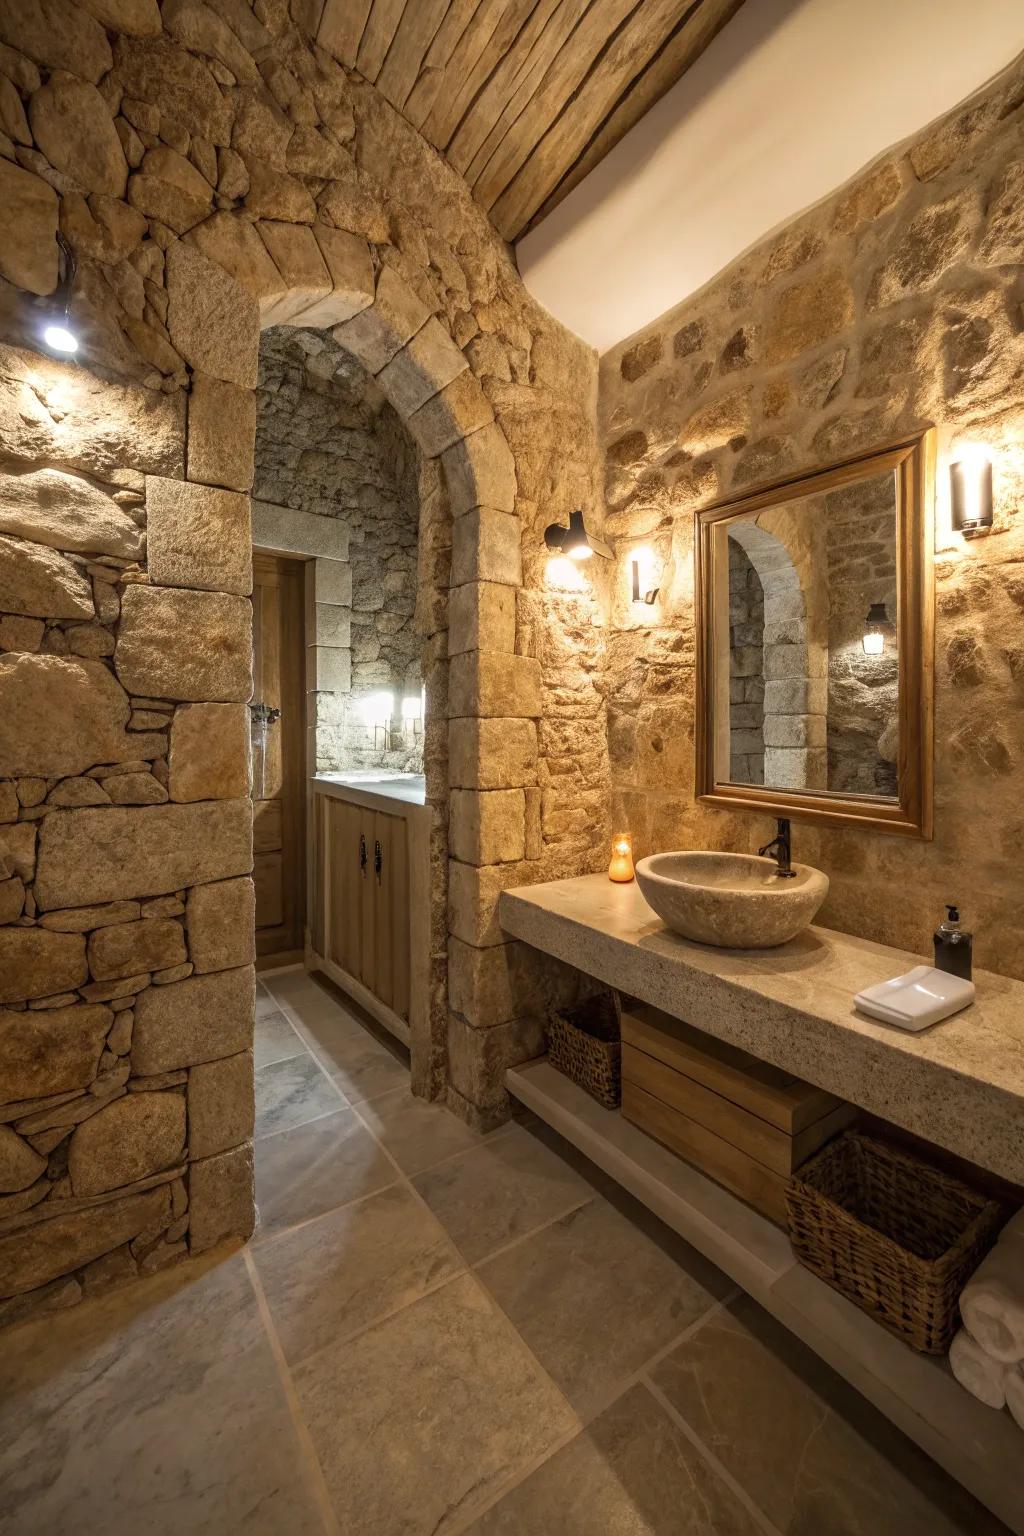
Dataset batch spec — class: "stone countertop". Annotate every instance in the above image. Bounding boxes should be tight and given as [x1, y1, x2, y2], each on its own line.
[312, 773, 427, 810]
[499, 875, 1024, 1186]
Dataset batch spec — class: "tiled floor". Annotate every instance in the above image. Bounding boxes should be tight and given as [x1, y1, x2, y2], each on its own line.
[0, 969, 1008, 1535]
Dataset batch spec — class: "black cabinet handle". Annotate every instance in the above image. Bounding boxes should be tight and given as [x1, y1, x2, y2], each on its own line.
[359, 833, 367, 876]
[374, 839, 383, 883]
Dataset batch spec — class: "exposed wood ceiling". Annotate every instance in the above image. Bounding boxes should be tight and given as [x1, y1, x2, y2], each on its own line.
[317, 0, 746, 242]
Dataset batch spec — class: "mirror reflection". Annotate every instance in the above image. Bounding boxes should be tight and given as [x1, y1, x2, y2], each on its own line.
[715, 468, 899, 798]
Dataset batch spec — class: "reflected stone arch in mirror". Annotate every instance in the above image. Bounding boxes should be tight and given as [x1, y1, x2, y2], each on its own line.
[696, 431, 935, 839]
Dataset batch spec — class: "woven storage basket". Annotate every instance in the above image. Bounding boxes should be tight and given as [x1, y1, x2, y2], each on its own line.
[786, 1131, 1003, 1354]
[546, 994, 621, 1109]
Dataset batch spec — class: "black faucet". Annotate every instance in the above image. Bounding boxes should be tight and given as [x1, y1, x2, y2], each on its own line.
[758, 817, 796, 878]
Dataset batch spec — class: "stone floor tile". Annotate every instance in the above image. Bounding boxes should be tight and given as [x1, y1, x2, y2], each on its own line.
[355, 1085, 494, 1174]
[478, 1193, 731, 1417]
[413, 1122, 596, 1264]
[254, 1006, 306, 1069]
[296, 1002, 410, 1103]
[255, 1053, 345, 1139]
[466, 1382, 762, 1535]
[255, 982, 285, 1020]
[254, 1106, 397, 1240]
[254, 1184, 462, 1368]
[293, 1272, 578, 1536]
[649, 1295, 1003, 1536]
[0, 1252, 325, 1536]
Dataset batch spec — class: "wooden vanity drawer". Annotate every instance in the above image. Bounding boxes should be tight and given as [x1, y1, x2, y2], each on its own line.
[620, 1002, 855, 1225]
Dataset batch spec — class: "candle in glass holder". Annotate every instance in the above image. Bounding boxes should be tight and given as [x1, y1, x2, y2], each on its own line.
[608, 832, 635, 883]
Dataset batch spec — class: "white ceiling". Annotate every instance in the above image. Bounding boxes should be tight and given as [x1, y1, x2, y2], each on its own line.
[516, 0, 1024, 354]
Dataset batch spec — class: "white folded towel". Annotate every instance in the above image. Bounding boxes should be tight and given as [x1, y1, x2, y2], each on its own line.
[949, 1328, 1008, 1409]
[1006, 1364, 1024, 1431]
[960, 1241, 1024, 1364]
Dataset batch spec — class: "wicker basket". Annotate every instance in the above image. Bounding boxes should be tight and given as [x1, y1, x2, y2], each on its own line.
[786, 1132, 1003, 1354]
[546, 994, 621, 1109]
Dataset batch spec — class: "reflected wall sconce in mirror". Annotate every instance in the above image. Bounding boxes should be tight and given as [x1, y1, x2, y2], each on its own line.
[43, 232, 79, 355]
[950, 447, 993, 535]
[544, 509, 612, 561]
[630, 547, 660, 604]
[862, 602, 888, 656]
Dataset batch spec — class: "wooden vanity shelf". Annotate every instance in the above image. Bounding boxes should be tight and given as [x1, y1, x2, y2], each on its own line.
[620, 1002, 855, 1226]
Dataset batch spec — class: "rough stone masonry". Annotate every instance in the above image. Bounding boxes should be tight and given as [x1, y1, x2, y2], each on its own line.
[0, 0, 604, 1326]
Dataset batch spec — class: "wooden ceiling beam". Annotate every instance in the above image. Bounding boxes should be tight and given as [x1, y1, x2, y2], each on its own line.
[446, 0, 568, 175]
[357, 0, 409, 82]
[317, 0, 374, 69]
[422, 0, 541, 152]
[403, 0, 482, 128]
[376, 0, 453, 111]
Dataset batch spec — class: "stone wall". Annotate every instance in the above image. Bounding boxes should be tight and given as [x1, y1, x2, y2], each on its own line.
[0, 0, 602, 1323]
[727, 541, 765, 784]
[255, 325, 423, 773]
[600, 52, 1024, 977]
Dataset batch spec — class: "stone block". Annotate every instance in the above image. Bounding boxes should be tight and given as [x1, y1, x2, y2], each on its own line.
[115, 586, 253, 701]
[447, 1011, 545, 1112]
[441, 422, 517, 516]
[763, 678, 827, 715]
[764, 269, 855, 364]
[186, 1050, 253, 1158]
[306, 226, 374, 326]
[448, 718, 537, 790]
[764, 644, 811, 682]
[146, 476, 252, 596]
[0, 159, 57, 295]
[448, 581, 517, 656]
[187, 374, 256, 492]
[0, 1004, 110, 1102]
[87, 919, 187, 982]
[188, 1141, 254, 1253]
[132, 965, 254, 1075]
[0, 1124, 46, 1193]
[450, 788, 526, 865]
[0, 467, 144, 559]
[332, 264, 430, 375]
[307, 645, 351, 695]
[0, 1186, 170, 1298]
[258, 219, 332, 325]
[0, 341, 184, 480]
[763, 746, 827, 790]
[448, 653, 542, 719]
[0, 928, 87, 1004]
[34, 799, 252, 910]
[0, 535, 94, 621]
[1, 821, 36, 881]
[451, 508, 523, 588]
[312, 558, 352, 607]
[377, 316, 468, 418]
[38, 900, 141, 933]
[448, 859, 537, 948]
[0, 616, 43, 652]
[185, 876, 255, 974]
[251, 501, 349, 560]
[763, 714, 826, 748]
[447, 938, 521, 1029]
[406, 370, 494, 458]
[29, 72, 128, 197]
[168, 702, 249, 802]
[166, 238, 259, 389]
[313, 603, 350, 648]
[67, 1091, 185, 1197]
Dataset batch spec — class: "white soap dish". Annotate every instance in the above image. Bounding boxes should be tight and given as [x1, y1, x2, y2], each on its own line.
[854, 965, 975, 1032]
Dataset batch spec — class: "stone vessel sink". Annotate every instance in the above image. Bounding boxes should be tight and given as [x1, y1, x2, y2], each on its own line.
[635, 851, 829, 949]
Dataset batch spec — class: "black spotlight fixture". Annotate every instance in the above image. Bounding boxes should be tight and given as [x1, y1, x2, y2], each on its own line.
[949, 451, 993, 536]
[543, 509, 612, 561]
[862, 601, 888, 656]
[43, 231, 79, 355]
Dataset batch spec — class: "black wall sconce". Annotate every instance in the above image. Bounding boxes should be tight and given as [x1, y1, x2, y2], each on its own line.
[544, 509, 611, 561]
[43, 232, 79, 355]
[950, 451, 993, 536]
[862, 601, 888, 656]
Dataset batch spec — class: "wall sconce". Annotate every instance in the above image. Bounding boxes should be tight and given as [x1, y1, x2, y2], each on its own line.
[401, 688, 424, 738]
[43, 232, 79, 355]
[949, 448, 993, 535]
[544, 509, 611, 561]
[608, 832, 635, 883]
[630, 547, 660, 605]
[862, 602, 888, 656]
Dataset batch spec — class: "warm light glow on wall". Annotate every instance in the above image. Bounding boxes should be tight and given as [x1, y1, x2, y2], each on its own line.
[545, 553, 589, 592]
[359, 690, 394, 729]
[949, 442, 994, 535]
[629, 546, 660, 605]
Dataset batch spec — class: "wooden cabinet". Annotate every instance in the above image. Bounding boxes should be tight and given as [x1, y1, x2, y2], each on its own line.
[324, 796, 411, 1025]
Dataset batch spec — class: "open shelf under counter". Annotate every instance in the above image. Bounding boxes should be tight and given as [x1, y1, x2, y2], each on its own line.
[507, 1059, 1024, 1535]
[498, 874, 1024, 1186]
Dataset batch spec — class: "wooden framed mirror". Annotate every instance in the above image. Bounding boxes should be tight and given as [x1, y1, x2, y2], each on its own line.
[695, 431, 934, 838]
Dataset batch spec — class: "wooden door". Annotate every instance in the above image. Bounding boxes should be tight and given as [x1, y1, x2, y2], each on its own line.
[328, 798, 366, 982]
[251, 552, 306, 962]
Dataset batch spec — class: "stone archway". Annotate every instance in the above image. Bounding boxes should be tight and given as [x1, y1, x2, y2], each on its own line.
[163, 211, 527, 1108]
[726, 519, 826, 790]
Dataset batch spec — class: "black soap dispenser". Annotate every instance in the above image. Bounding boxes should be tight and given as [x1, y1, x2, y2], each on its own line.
[934, 905, 973, 981]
